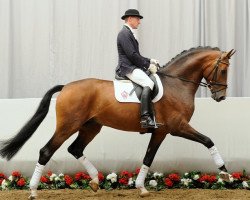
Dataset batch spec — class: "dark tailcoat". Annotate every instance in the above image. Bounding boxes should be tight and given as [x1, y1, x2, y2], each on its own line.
[116, 25, 150, 77]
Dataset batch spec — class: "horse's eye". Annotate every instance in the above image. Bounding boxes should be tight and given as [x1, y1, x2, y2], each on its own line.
[221, 70, 227, 75]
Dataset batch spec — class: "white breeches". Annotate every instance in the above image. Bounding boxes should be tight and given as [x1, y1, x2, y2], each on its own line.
[126, 68, 154, 90]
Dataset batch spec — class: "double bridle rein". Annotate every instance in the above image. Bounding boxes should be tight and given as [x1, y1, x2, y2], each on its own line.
[157, 53, 229, 94]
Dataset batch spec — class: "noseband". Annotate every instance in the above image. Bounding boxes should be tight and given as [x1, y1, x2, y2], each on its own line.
[157, 52, 230, 93]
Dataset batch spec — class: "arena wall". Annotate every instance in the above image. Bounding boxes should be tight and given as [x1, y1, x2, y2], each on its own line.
[0, 97, 249, 176]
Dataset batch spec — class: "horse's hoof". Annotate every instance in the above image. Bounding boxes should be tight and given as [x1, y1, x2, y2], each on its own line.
[28, 189, 38, 199]
[89, 180, 99, 192]
[219, 171, 233, 182]
[138, 187, 150, 197]
[28, 195, 36, 200]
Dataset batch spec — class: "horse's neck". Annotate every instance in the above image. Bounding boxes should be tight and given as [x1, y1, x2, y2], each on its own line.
[162, 55, 205, 95]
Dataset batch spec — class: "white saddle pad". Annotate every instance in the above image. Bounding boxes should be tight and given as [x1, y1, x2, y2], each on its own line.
[113, 74, 163, 103]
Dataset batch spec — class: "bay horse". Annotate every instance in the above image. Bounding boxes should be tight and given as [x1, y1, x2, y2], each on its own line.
[0, 47, 235, 198]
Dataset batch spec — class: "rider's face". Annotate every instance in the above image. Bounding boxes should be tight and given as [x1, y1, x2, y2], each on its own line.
[127, 16, 141, 29]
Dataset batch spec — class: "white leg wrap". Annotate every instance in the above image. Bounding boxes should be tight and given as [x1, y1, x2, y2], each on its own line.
[209, 146, 225, 168]
[30, 163, 45, 190]
[78, 156, 98, 183]
[135, 164, 149, 188]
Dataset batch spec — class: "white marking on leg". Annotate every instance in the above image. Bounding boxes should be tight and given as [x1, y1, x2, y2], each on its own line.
[29, 163, 45, 199]
[136, 164, 150, 196]
[78, 156, 99, 192]
[209, 146, 225, 168]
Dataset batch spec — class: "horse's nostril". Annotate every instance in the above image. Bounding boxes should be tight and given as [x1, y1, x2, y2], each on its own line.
[219, 96, 226, 101]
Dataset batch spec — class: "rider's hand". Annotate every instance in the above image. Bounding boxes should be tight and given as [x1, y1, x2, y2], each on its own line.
[150, 58, 159, 65]
[148, 64, 158, 74]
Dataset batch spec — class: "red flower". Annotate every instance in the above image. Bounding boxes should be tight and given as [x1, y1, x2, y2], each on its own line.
[12, 171, 21, 177]
[199, 174, 217, 183]
[64, 175, 73, 186]
[83, 174, 91, 180]
[208, 175, 217, 183]
[17, 178, 26, 187]
[75, 172, 82, 181]
[135, 168, 140, 175]
[0, 173, 5, 178]
[40, 176, 49, 183]
[98, 172, 105, 182]
[75, 172, 91, 181]
[169, 173, 180, 182]
[199, 174, 209, 182]
[121, 171, 133, 178]
[47, 170, 52, 176]
[165, 178, 173, 188]
[119, 177, 128, 185]
[232, 172, 242, 180]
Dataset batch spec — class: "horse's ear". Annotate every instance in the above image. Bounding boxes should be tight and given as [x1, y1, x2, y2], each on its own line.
[226, 49, 236, 59]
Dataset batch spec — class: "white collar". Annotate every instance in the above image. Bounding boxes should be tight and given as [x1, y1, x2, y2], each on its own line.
[124, 23, 137, 40]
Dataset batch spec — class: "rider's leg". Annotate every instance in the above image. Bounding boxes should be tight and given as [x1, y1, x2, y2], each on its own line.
[126, 69, 155, 128]
[140, 86, 155, 128]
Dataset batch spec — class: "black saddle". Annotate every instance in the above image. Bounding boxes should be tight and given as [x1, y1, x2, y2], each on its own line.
[115, 74, 159, 100]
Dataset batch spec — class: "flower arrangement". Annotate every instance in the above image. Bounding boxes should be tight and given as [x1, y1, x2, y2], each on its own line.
[1, 169, 250, 191]
[1, 171, 28, 190]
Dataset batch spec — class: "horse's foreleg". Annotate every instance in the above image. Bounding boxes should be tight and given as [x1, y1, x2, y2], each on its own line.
[136, 132, 166, 197]
[171, 122, 228, 172]
[68, 120, 102, 192]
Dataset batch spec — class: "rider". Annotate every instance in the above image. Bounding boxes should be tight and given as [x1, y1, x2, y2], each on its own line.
[115, 9, 159, 128]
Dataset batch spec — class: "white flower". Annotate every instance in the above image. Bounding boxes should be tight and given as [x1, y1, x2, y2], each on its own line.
[193, 174, 199, 180]
[184, 173, 189, 176]
[59, 173, 64, 178]
[153, 172, 163, 178]
[107, 173, 117, 183]
[50, 173, 57, 181]
[128, 178, 134, 186]
[149, 180, 157, 187]
[181, 178, 192, 186]
[242, 181, 249, 189]
[1, 180, 7, 189]
[217, 178, 224, 183]
[111, 177, 117, 183]
[55, 176, 60, 182]
[229, 175, 234, 183]
[8, 175, 13, 182]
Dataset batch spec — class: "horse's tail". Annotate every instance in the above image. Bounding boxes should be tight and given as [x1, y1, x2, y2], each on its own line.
[0, 85, 64, 160]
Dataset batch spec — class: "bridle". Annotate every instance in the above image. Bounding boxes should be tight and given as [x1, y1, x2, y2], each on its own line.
[157, 53, 230, 94]
[205, 53, 229, 94]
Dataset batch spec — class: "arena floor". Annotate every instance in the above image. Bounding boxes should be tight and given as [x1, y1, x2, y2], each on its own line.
[1, 189, 250, 200]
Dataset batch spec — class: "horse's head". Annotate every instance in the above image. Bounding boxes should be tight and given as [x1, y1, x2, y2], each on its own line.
[203, 49, 236, 102]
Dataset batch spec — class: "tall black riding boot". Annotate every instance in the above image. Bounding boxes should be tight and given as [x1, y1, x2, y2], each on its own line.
[140, 86, 155, 128]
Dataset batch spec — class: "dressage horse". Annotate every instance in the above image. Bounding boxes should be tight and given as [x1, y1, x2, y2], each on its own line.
[0, 47, 235, 198]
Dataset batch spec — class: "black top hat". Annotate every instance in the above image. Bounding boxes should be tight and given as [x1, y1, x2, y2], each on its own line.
[121, 9, 143, 20]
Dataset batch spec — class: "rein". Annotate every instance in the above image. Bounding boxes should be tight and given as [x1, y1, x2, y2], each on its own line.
[156, 72, 209, 87]
[156, 53, 229, 93]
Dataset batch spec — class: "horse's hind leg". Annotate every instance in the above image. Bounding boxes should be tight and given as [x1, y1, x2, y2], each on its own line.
[29, 123, 80, 199]
[67, 119, 102, 192]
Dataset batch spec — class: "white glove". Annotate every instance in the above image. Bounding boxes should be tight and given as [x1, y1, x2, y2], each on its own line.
[148, 64, 158, 74]
[150, 58, 159, 65]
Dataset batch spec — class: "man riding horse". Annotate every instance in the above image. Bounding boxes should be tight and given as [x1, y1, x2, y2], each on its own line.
[116, 9, 159, 128]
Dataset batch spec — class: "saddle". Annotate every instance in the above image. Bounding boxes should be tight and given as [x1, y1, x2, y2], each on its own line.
[114, 74, 161, 102]
[114, 74, 164, 132]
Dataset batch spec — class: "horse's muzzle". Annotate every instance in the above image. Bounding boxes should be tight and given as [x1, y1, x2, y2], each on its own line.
[212, 93, 226, 102]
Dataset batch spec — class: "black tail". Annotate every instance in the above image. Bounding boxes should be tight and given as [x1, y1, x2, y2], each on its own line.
[0, 85, 64, 160]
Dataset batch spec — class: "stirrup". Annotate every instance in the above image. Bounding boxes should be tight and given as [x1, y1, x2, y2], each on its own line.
[140, 116, 159, 129]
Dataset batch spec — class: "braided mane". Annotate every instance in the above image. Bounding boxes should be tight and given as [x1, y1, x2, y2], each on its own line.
[162, 46, 220, 68]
